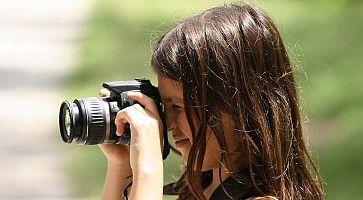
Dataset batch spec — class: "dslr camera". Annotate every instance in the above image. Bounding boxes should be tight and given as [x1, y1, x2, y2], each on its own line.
[58, 78, 170, 159]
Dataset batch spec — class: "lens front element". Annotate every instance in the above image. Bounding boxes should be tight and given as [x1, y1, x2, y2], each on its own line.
[59, 101, 76, 143]
[64, 109, 71, 137]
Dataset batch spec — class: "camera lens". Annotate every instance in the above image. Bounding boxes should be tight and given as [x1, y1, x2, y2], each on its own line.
[59, 97, 117, 145]
[59, 100, 79, 143]
[64, 109, 71, 137]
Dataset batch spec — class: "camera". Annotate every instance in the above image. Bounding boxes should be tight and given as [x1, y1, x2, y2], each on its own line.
[59, 78, 170, 159]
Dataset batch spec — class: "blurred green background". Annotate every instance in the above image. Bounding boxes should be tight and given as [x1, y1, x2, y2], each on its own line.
[63, 0, 363, 199]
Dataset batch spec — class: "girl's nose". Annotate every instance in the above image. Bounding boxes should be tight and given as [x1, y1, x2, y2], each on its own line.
[165, 109, 177, 132]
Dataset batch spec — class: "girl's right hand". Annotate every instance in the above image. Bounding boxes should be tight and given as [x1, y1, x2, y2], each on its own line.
[98, 88, 163, 199]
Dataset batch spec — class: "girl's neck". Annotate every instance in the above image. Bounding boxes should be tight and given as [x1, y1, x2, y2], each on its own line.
[203, 167, 231, 199]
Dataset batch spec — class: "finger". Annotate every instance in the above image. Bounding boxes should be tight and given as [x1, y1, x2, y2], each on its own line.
[125, 99, 164, 150]
[116, 104, 160, 133]
[117, 104, 164, 151]
[127, 91, 160, 118]
[115, 111, 129, 136]
[99, 88, 110, 97]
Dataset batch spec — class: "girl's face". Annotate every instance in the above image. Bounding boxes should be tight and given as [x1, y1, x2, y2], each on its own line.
[158, 76, 221, 170]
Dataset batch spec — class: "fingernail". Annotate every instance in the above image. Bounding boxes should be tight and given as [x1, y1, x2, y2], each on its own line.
[126, 91, 136, 96]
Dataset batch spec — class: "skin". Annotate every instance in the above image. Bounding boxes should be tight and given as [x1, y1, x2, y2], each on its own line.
[99, 77, 271, 199]
[99, 89, 164, 200]
[157, 76, 221, 170]
[158, 76, 229, 199]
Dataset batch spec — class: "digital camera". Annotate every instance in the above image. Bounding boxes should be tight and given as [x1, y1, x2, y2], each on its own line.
[58, 78, 170, 159]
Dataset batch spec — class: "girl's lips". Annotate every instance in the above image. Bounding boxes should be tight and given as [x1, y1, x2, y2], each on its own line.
[172, 132, 189, 148]
[174, 138, 189, 148]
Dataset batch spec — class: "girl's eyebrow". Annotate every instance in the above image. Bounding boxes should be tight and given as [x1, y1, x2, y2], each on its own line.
[161, 97, 171, 102]
[161, 96, 182, 103]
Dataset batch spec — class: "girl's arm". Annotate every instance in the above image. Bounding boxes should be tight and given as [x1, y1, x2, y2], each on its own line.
[101, 91, 164, 199]
[101, 160, 132, 200]
[122, 91, 164, 199]
[129, 147, 163, 199]
[99, 89, 133, 200]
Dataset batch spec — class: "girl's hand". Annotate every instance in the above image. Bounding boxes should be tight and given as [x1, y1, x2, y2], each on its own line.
[115, 91, 163, 174]
[98, 89, 163, 169]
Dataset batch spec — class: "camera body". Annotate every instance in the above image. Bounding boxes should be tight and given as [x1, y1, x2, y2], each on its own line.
[59, 78, 170, 159]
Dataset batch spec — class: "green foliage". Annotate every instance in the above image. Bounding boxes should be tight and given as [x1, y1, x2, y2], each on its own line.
[64, 146, 106, 198]
[65, 0, 363, 199]
[319, 133, 363, 199]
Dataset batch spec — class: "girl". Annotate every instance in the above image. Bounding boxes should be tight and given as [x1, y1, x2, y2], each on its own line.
[99, 3, 324, 200]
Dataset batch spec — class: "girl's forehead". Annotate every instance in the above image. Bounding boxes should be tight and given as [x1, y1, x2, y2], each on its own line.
[157, 76, 183, 102]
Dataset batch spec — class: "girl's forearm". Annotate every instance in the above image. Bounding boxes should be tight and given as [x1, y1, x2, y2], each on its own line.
[129, 162, 163, 200]
[101, 163, 132, 200]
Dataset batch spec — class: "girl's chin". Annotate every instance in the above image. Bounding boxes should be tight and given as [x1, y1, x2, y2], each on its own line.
[178, 146, 190, 165]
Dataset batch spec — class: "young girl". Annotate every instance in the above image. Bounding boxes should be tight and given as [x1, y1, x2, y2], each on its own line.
[99, 3, 324, 200]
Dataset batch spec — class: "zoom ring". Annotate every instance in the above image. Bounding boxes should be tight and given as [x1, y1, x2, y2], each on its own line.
[85, 98, 107, 144]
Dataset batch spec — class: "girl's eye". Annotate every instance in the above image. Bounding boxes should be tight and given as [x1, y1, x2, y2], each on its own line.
[172, 104, 183, 110]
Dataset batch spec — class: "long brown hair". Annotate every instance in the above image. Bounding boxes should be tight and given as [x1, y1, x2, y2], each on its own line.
[151, 3, 323, 200]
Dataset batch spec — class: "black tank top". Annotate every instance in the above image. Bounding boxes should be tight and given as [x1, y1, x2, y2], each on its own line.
[164, 168, 254, 199]
[164, 176, 254, 199]
[209, 176, 254, 200]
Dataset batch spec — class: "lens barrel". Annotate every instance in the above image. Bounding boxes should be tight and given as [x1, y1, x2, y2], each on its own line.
[59, 97, 123, 145]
